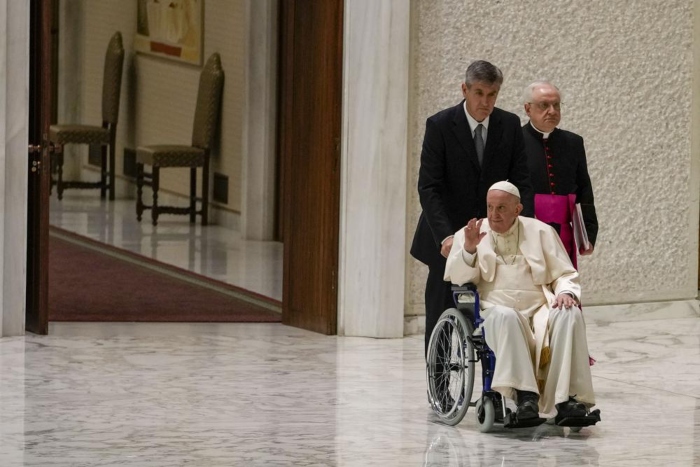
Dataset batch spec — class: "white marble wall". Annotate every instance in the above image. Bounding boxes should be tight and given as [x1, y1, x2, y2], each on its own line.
[0, 0, 29, 337]
[55, 1, 84, 180]
[240, 0, 277, 241]
[406, 0, 698, 321]
[339, 0, 410, 337]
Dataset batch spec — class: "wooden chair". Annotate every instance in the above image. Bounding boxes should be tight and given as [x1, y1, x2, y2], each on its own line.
[49, 31, 124, 201]
[136, 52, 224, 226]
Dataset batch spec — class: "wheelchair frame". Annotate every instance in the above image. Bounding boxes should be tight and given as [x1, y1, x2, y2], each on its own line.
[425, 284, 507, 431]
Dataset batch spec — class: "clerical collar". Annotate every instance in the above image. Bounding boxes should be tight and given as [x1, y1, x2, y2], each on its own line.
[464, 102, 490, 134]
[529, 121, 552, 139]
[493, 218, 519, 238]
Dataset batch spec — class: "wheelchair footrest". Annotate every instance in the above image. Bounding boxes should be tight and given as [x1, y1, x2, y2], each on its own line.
[503, 412, 546, 429]
[555, 409, 601, 427]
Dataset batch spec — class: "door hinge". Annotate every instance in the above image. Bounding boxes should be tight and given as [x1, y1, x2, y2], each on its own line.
[30, 159, 42, 173]
[29, 140, 59, 155]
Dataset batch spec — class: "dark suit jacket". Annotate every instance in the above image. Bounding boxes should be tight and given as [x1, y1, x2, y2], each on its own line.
[522, 122, 598, 245]
[411, 102, 534, 267]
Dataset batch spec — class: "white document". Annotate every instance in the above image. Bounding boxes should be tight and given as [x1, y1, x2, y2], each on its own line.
[573, 204, 591, 253]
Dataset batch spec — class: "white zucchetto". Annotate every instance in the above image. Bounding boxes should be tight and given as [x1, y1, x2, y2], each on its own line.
[488, 181, 520, 199]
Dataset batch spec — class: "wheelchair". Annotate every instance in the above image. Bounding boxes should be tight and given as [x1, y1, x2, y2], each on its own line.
[425, 284, 600, 432]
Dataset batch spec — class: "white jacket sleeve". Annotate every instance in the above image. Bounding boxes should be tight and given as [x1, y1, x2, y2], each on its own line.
[443, 228, 482, 285]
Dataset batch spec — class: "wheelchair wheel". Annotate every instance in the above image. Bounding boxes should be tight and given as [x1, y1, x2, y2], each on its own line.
[426, 308, 476, 426]
[476, 397, 495, 433]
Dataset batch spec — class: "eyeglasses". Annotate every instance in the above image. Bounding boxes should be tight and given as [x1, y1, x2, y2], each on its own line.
[528, 102, 562, 111]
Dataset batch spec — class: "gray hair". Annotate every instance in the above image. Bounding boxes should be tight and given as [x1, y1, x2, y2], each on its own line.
[523, 80, 562, 104]
[465, 60, 504, 87]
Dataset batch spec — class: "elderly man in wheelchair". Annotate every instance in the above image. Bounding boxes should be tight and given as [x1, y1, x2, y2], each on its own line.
[425, 181, 601, 431]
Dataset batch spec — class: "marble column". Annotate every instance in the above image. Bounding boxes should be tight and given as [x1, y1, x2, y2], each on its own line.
[54, 0, 84, 178]
[241, 0, 277, 241]
[338, 0, 410, 337]
[0, 0, 29, 337]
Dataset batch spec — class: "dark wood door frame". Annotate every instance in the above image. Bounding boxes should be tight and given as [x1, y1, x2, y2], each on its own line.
[26, 0, 55, 335]
[279, 0, 343, 334]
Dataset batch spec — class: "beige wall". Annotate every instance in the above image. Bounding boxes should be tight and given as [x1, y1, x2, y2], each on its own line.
[407, 0, 698, 318]
[58, 0, 246, 213]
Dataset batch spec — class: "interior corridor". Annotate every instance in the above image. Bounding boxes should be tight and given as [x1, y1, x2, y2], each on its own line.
[49, 191, 283, 303]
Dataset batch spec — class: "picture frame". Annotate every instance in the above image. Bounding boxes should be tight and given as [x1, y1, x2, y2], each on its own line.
[135, 0, 204, 66]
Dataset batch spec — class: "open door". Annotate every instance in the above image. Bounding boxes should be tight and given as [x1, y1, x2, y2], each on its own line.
[26, 0, 55, 335]
[279, 0, 343, 334]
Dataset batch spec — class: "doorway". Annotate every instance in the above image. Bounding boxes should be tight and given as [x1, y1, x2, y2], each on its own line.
[26, 0, 343, 335]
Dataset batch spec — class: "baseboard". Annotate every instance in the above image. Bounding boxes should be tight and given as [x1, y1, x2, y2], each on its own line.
[404, 314, 424, 337]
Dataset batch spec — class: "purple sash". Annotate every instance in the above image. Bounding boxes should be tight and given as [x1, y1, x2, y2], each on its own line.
[534, 194, 577, 269]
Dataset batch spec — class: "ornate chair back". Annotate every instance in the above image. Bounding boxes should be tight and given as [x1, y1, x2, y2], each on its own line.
[191, 53, 224, 150]
[102, 31, 125, 126]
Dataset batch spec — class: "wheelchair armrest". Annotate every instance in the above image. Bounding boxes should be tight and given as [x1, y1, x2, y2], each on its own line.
[451, 283, 477, 293]
[451, 283, 478, 322]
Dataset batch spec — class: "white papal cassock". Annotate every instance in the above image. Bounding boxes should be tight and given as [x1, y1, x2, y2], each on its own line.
[444, 216, 595, 418]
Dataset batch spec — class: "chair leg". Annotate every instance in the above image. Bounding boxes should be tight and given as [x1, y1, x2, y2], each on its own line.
[189, 167, 197, 224]
[136, 162, 144, 222]
[56, 150, 65, 200]
[100, 144, 107, 199]
[50, 144, 62, 197]
[202, 157, 209, 226]
[108, 134, 116, 200]
[151, 166, 160, 226]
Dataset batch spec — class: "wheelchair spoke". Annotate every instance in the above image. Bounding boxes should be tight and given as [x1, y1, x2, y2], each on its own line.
[426, 308, 476, 426]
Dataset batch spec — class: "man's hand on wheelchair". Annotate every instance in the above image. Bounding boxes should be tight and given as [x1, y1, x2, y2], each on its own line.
[463, 218, 486, 254]
[553, 292, 577, 309]
[440, 237, 454, 258]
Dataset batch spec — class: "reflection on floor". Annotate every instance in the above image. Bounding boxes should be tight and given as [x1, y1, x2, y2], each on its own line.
[49, 192, 283, 302]
[1, 313, 699, 465]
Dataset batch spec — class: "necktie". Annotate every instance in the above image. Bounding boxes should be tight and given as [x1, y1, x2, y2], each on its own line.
[474, 123, 485, 166]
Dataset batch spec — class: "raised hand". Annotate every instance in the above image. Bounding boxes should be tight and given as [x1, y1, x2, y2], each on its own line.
[463, 218, 486, 254]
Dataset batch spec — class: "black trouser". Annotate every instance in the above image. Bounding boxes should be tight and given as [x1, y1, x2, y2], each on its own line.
[424, 263, 455, 358]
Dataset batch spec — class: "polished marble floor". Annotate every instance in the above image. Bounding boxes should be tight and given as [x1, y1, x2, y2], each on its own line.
[37, 191, 700, 465]
[1, 311, 699, 466]
[49, 192, 283, 302]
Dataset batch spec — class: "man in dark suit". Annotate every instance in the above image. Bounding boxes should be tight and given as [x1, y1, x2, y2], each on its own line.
[411, 60, 534, 356]
[521, 81, 598, 260]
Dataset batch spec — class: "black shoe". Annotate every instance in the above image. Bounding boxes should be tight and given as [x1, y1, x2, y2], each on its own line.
[554, 396, 601, 427]
[555, 397, 587, 419]
[515, 390, 540, 420]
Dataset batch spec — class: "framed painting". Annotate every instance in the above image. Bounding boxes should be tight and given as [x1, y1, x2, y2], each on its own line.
[135, 0, 203, 66]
